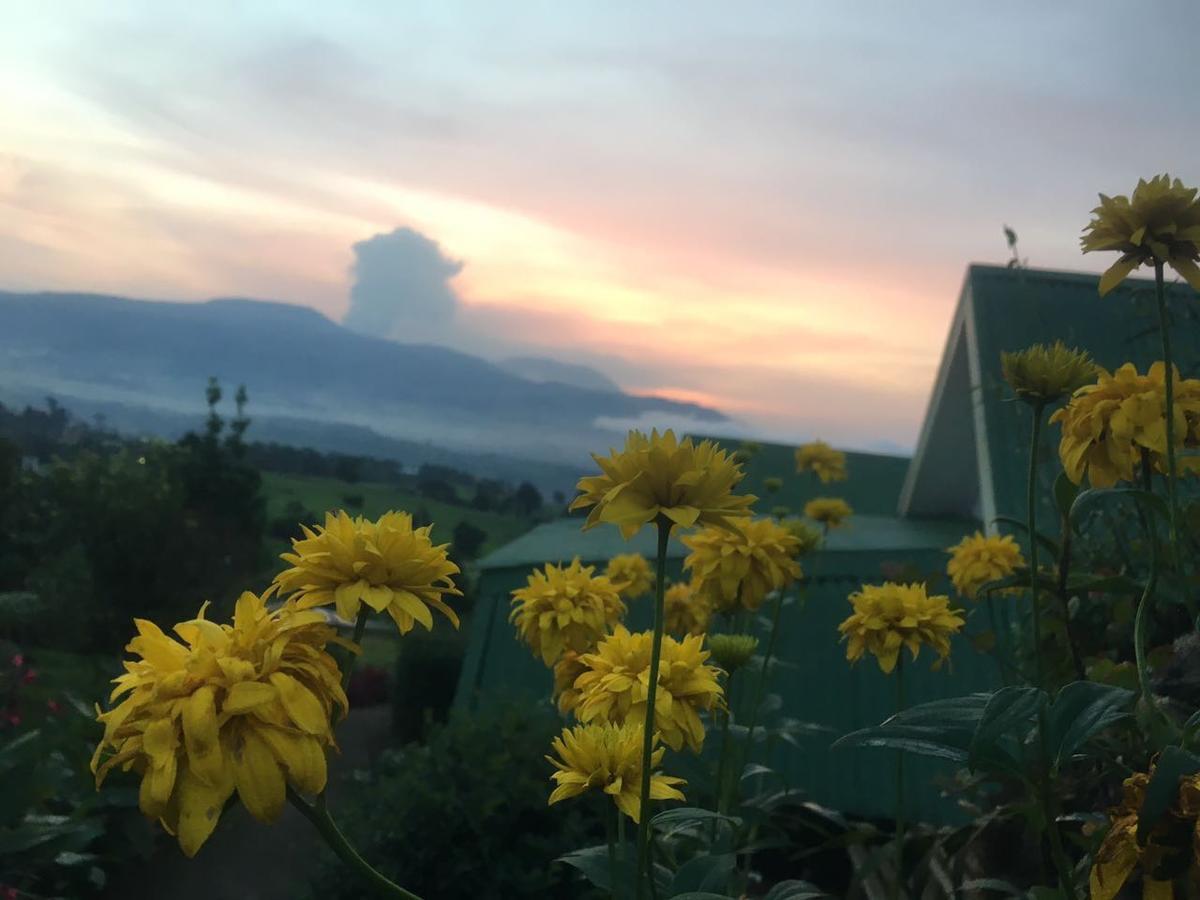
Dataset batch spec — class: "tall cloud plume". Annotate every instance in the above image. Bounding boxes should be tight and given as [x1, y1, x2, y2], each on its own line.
[343, 227, 464, 343]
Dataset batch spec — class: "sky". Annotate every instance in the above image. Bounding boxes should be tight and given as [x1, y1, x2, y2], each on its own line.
[3, 2, 1199, 450]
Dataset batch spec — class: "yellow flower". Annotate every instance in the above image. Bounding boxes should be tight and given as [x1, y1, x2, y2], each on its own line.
[839, 582, 964, 674]
[683, 517, 802, 613]
[663, 580, 712, 637]
[1090, 765, 1200, 900]
[946, 531, 1026, 601]
[707, 634, 758, 673]
[546, 721, 685, 823]
[1082, 174, 1200, 295]
[804, 497, 853, 529]
[1001, 342, 1097, 407]
[552, 651, 588, 716]
[273, 510, 461, 635]
[794, 440, 847, 483]
[763, 476, 783, 494]
[605, 553, 654, 600]
[509, 558, 626, 666]
[571, 429, 756, 539]
[575, 625, 724, 752]
[1049, 362, 1200, 487]
[780, 517, 823, 557]
[91, 592, 348, 857]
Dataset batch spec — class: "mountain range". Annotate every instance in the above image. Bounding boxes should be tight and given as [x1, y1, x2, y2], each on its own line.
[0, 290, 724, 472]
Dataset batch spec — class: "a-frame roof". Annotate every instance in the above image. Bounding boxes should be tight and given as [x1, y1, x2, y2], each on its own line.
[900, 264, 1200, 527]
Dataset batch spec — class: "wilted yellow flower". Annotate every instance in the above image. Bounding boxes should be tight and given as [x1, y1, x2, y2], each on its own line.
[274, 510, 461, 635]
[794, 440, 847, 483]
[946, 532, 1026, 600]
[1082, 174, 1200, 295]
[839, 582, 964, 674]
[510, 558, 625, 666]
[571, 429, 756, 539]
[804, 497, 853, 529]
[683, 517, 802, 613]
[552, 651, 588, 716]
[1050, 362, 1200, 487]
[663, 580, 712, 636]
[575, 625, 724, 752]
[1090, 764, 1200, 900]
[1001, 342, 1097, 406]
[91, 592, 348, 857]
[707, 634, 758, 673]
[780, 517, 823, 557]
[605, 553, 654, 600]
[547, 721, 685, 823]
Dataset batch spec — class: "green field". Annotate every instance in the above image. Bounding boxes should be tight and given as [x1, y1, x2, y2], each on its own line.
[260, 471, 536, 558]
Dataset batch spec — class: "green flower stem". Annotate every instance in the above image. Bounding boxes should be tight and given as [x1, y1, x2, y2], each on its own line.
[341, 607, 371, 696]
[892, 656, 905, 900]
[1026, 402, 1047, 688]
[618, 811, 628, 882]
[1034, 711, 1078, 900]
[983, 596, 1012, 685]
[288, 788, 423, 900]
[1054, 518, 1086, 681]
[713, 677, 735, 835]
[635, 518, 671, 900]
[741, 588, 786, 774]
[607, 803, 620, 900]
[1154, 262, 1182, 574]
[1133, 479, 1160, 710]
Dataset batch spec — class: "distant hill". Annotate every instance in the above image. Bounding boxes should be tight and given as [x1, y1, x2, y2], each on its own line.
[498, 356, 622, 393]
[0, 290, 725, 466]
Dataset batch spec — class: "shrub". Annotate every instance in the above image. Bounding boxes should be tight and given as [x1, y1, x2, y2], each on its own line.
[309, 701, 603, 900]
[0, 643, 151, 897]
[391, 629, 466, 743]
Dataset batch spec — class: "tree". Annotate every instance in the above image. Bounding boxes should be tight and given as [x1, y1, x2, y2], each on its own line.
[451, 521, 487, 560]
[511, 481, 543, 516]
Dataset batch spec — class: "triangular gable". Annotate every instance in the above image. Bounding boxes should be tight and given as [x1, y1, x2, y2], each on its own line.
[897, 271, 988, 523]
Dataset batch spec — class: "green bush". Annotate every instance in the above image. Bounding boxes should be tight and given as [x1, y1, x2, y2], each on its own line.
[310, 701, 603, 899]
[0, 646, 151, 897]
[391, 628, 467, 742]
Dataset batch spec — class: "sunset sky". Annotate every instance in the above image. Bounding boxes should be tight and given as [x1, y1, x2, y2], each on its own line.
[3, 2, 1198, 450]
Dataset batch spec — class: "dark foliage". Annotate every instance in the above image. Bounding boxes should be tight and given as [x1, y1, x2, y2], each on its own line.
[310, 701, 603, 900]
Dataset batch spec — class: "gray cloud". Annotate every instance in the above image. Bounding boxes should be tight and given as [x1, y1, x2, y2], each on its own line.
[343, 227, 464, 343]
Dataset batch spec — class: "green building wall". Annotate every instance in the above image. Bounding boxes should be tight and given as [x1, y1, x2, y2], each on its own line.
[453, 514, 994, 825]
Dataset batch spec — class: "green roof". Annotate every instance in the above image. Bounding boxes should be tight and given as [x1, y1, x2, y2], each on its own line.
[901, 264, 1200, 525]
[478, 517, 691, 570]
[697, 436, 912, 517]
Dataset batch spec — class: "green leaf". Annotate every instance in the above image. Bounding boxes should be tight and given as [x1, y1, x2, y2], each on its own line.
[669, 853, 735, 895]
[834, 694, 993, 761]
[979, 570, 1059, 597]
[1063, 573, 1144, 596]
[1137, 746, 1200, 842]
[1070, 487, 1170, 524]
[557, 844, 671, 893]
[740, 763, 778, 783]
[651, 807, 741, 840]
[991, 516, 1062, 560]
[968, 687, 1045, 777]
[1045, 681, 1134, 769]
[959, 877, 1028, 896]
[764, 880, 834, 899]
[1053, 473, 1080, 523]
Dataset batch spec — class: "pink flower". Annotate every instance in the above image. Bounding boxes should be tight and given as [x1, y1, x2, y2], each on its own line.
[9, 654, 23, 668]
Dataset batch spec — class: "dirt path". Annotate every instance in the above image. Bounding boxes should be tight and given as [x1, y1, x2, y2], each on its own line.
[110, 706, 391, 900]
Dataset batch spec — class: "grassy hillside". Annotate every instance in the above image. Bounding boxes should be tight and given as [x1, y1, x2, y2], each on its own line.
[260, 471, 536, 557]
